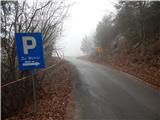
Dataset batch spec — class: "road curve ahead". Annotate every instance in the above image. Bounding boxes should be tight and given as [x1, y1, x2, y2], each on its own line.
[66, 57, 160, 120]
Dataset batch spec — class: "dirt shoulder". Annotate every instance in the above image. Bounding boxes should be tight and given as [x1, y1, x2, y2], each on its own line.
[6, 58, 75, 120]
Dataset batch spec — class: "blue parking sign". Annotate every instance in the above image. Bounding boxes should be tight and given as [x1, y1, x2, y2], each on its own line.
[15, 33, 45, 70]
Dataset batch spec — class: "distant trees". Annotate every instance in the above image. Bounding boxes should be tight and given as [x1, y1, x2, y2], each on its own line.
[81, 1, 160, 57]
[95, 14, 117, 49]
[80, 35, 95, 54]
[1, 0, 70, 118]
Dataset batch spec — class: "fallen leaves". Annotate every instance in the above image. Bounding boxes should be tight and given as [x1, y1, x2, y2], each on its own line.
[92, 51, 160, 90]
[6, 59, 75, 120]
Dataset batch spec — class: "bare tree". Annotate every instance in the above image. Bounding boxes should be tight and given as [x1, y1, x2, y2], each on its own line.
[1, 0, 70, 118]
[81, 36, 95, 54]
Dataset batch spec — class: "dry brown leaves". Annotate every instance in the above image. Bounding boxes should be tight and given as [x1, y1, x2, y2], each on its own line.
[93, 52, 160, 90]
[6, 60, 75, 120]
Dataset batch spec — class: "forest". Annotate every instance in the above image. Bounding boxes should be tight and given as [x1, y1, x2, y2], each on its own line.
[81, 1, 160, 88]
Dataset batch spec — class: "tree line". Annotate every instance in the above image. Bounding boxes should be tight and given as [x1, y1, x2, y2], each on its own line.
[81, 1, 160, 59]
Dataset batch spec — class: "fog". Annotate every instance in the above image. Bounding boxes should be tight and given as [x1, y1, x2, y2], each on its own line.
[56, 0, 116, 57]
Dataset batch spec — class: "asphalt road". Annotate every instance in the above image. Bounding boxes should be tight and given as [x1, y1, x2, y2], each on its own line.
[66, 57, 160, 120]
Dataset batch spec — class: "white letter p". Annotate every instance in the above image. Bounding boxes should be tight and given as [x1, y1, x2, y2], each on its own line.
[22, 36, 36, 54]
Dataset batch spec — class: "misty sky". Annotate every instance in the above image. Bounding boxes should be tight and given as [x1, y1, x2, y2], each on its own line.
[56, 0, 116, 57]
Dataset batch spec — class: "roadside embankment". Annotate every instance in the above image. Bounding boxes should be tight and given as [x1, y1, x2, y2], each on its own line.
[86, 52, 160, 90]
[6, 58, 75, 120]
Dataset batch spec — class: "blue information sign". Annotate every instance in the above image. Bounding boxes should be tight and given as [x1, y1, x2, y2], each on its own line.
[15, 33, 45, 70]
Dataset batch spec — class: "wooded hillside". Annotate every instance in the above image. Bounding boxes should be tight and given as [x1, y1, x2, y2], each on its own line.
[81, 1, 160, 88]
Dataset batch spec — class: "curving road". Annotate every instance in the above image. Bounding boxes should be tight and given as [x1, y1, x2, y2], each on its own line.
[66, 57, 160, 120]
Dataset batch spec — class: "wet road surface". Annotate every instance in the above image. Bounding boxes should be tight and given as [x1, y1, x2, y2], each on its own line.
[66, 57, 160, 120]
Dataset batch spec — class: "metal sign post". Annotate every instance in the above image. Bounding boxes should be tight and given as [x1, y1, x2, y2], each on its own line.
[31, 69, 38, 113]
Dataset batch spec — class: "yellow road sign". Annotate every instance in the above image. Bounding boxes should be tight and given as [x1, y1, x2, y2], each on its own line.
[96, 47, 103, 53]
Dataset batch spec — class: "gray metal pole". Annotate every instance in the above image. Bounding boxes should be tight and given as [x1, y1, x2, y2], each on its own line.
[31, 69, 38, 113]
